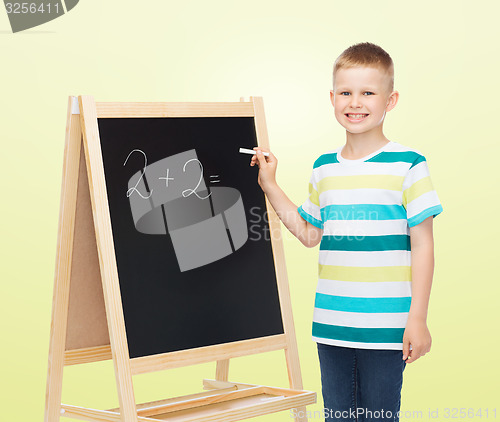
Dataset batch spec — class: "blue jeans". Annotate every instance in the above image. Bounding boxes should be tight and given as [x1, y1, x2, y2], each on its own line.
[317, 343, 406, 422]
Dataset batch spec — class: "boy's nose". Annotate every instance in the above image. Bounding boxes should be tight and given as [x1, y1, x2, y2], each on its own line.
[349, 95, 362, 108]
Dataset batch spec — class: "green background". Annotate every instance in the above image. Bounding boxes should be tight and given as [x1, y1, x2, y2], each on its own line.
[1, 1, 498, 421]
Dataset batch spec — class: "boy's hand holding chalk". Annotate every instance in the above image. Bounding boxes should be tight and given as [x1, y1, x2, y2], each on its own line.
[240, 146, 277, 190]
[239, 147, 269, 156]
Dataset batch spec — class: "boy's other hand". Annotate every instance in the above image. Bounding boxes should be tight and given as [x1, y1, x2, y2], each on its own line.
[250, 147, 278, 191]
[402, 318, 432, 363]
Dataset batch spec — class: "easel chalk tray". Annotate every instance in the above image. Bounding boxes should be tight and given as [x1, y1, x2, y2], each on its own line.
[44, 96, 316, 422]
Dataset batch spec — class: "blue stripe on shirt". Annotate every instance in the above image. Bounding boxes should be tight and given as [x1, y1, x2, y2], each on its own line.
[315, 293, 412, 313]
[321, 204, 407, 222]
[320, 234, 411, 251]
[297, 205, 323, 229]
[407, 204, 443, 228]
[313, 322, 405, 343]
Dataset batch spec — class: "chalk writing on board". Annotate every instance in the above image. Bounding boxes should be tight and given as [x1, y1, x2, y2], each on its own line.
[181, 158, 212, 200]
[124, 149, 249, 272]
[123, 149, 153, 199]
[158, 168, 174, 188]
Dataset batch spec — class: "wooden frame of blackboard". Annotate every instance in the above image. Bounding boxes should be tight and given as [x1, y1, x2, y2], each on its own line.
[44, 95, 316, 422]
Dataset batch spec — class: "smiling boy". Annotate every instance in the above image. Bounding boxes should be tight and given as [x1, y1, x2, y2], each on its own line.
[250, 42, 443, 421]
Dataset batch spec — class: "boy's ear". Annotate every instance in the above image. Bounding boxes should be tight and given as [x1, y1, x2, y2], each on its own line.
[386, 90, 399, 112]
[330, 90, 335, 107]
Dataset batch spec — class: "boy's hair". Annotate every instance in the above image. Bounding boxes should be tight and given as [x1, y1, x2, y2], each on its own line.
[333, 42, 394, 93]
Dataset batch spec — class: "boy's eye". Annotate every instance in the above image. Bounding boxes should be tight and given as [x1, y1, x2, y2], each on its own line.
[339, 91, 375, 96]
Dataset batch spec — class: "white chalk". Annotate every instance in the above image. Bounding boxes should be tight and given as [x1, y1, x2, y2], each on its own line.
[239, 147, 269, 157]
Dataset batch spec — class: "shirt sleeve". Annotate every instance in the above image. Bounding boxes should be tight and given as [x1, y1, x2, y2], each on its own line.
[297, 168, 324, 229]
[403, 155, 443, 228]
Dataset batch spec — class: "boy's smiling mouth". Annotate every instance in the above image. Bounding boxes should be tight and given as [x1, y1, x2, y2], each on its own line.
[345, 113, 369, 122]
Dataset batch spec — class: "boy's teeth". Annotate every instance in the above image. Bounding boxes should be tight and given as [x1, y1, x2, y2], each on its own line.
[348, 114, 367, 118]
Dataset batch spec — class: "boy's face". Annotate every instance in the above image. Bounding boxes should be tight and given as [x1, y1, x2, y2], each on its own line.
[330, 66, 398, 136]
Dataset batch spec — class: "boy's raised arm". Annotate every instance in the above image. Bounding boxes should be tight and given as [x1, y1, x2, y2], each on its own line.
[250, 148, 323, 248]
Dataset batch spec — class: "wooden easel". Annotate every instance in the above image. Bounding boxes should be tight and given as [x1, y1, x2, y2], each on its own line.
[44, 96, 316, 422]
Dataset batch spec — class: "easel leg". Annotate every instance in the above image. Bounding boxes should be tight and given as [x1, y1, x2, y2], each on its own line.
[285, 345, 308, 422]
[250, 95, 311, 421]
[44, 260, 71, 422]
[79, 95, 139, 422]
[45, 97, 83, 422]
[215, 359, 230, 382]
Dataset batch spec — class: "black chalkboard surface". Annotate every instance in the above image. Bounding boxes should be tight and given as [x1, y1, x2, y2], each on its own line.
[97, 117, 284, 359]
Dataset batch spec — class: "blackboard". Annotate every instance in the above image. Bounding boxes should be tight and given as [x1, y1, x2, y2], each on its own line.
[97, 117, 284, 359]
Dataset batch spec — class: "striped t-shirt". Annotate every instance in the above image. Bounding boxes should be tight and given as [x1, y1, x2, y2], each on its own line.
[297, 141, 443, 350]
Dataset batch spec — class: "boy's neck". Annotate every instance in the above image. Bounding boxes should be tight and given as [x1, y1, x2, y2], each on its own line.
[342, 131, 391, 160]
